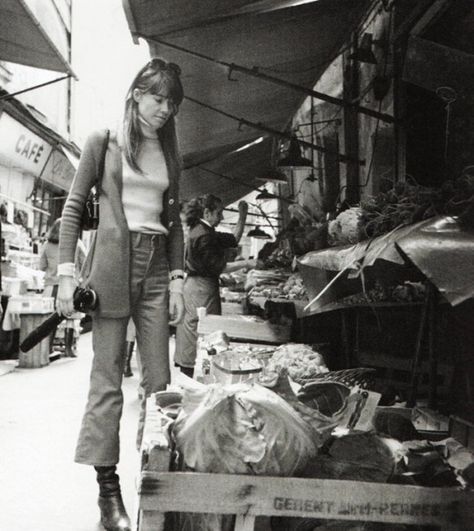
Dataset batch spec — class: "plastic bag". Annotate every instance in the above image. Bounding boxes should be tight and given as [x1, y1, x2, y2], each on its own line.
[173, 381, 318, 476]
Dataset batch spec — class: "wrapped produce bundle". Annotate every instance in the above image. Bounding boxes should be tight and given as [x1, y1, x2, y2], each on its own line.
[173, 381, 319, 476]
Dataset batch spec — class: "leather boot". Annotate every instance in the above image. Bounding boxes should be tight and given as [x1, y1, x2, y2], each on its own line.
[95, 466, 131, 531]
[179, 364, 194, 379]
[64, 328, 76, 357]
[123, 341, 134, 377]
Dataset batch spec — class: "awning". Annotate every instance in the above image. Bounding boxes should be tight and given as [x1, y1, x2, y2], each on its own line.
[0, 0, 75, 76]
[123, 0, 369, 204]
[298, 216, 474, 309]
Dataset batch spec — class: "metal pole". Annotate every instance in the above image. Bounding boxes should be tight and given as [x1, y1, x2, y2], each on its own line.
[186, 96, 364, 165]
[150, 37, 395, 124]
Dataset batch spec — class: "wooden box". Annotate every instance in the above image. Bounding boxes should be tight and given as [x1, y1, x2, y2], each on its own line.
[136, 394, 474, 531]
[198, 314, 291, 344]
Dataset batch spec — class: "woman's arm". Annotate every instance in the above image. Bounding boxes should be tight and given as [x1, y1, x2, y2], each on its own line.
[232, 200, 248, 244]
[224, 258, 260, 273]
[59, 131, 105, 265]
[57, 131, 104, 316]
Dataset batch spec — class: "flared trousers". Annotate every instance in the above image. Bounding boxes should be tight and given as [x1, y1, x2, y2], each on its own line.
[75, 232, 170, 466]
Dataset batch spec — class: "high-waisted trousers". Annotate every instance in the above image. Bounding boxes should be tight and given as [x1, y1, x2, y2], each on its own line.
[75, 232, 170, 466]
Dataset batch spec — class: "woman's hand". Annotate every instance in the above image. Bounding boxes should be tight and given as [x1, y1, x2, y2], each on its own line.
[169, 292, 184, 326]
[246, 258, 264, 271]
[238, 200, 248, 218]
[56, 276, 76, 317]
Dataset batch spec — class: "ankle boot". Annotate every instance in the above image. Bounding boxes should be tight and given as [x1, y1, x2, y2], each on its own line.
[95, 466, 131, 531]
[179, 364, 194, 379]
[123, 341, 134, 377]
[65, 328, 76, 357]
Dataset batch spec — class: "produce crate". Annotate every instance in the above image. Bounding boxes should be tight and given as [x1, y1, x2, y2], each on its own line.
[197, 313, 291, 344]
[136, 394, 474, 531]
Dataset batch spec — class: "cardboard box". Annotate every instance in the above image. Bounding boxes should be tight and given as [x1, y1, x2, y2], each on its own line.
[8, 295, 54, 314]
[412, 407, 449, 432]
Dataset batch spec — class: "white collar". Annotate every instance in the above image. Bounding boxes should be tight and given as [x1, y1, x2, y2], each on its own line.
[200, 218, 213, 228]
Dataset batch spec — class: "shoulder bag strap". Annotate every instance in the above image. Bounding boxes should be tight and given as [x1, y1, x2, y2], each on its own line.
[95, 128, 110, 198]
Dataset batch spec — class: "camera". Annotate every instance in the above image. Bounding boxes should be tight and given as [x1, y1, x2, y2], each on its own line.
[20, 287, 99, 353]
[73, 287, 98, 312]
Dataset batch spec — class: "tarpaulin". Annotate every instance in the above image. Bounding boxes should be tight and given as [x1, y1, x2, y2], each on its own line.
[297, 216, 474, 307]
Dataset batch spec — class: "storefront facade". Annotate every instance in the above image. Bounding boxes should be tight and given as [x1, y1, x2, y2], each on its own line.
[0, 101, 78, 245]
[0, 0, 77, 244]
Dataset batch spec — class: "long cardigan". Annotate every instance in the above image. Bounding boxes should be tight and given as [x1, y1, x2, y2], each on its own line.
[59, 129, 184, 318]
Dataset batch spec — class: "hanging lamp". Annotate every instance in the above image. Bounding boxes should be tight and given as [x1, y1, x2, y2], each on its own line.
[255, 189, 276, 201]
[349, 33, 377, 64]
[278, 135, 313, 168]
[247, 226, 271, 239]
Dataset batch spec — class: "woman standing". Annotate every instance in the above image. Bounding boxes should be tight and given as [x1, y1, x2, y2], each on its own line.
[57, 59, 185, 531]
[175, 195, 258, 377]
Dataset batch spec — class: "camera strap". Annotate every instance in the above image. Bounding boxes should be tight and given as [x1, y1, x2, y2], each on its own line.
[95, 128, 110, 197]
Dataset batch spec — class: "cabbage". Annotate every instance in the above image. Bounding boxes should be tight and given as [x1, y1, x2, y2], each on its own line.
[173, 382, 318, 476]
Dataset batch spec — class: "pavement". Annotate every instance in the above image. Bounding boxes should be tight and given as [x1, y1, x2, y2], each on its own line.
[0, 331, 177, 531]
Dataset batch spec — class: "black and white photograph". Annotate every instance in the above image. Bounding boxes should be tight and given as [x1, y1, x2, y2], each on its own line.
[0, 1, 473, 530]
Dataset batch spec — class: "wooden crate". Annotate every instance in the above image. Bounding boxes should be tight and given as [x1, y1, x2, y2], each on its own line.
[136, 395, 474, 531]
[197, 313, 291, 344]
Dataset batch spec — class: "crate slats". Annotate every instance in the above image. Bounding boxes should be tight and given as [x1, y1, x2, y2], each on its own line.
[138, 471, 474, 528]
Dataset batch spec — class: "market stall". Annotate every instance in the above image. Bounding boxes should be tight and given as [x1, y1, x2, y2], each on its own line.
[0, 245, 81, 365]
[136, 373, 474, 530]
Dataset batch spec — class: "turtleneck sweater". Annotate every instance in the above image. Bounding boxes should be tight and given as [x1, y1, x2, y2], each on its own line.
[121, 135, 168, 234]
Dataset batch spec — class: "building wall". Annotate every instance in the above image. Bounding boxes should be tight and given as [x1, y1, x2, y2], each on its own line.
[288, 1, 397, 218]
[0, 0, 73, 241]
[1, 0, 72, 137]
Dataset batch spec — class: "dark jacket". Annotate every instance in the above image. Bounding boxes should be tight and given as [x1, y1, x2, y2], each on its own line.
[185, 221, 236, 279]
[59, 129, 184, 318]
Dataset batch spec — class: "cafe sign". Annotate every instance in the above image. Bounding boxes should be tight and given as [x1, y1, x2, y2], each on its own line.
[0, 112, 53, 176]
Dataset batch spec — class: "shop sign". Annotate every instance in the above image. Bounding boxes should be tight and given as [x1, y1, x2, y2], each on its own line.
[0, 112, 53, 176]
[41, 148, 76, 191]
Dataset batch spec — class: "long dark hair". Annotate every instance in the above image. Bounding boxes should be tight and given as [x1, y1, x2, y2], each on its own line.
[184, 194, 222, 228]
[123, 58, 184, 174]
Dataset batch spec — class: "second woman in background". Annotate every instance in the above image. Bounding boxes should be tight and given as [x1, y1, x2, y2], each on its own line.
[175, 195, 258, 377]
